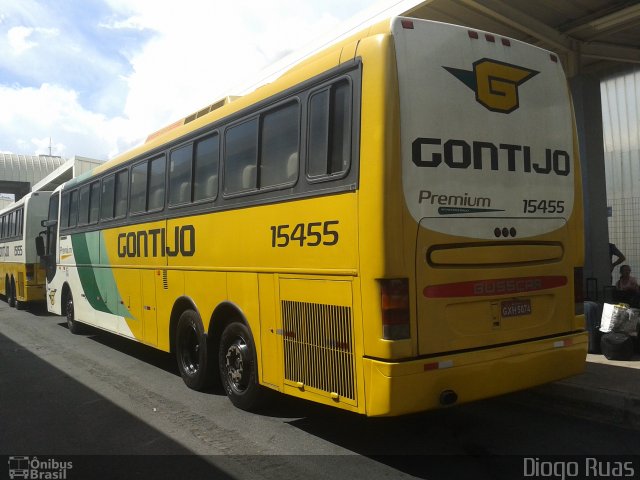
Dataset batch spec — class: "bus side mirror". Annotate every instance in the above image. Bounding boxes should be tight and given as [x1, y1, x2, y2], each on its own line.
[35, 235, 45, 257]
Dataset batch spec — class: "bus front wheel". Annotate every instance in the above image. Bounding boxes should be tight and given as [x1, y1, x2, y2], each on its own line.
[66, 291, 83, 334]
[219, 321, 265, 411]
[176, 309, 213, 391]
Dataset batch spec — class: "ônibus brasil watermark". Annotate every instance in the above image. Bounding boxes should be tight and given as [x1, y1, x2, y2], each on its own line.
[8, 456, 72, 480]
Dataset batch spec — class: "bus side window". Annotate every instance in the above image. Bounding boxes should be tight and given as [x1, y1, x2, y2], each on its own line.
[16, 209, 23, 237]
[9, 212, 14, 237]
[60, 193, 71, 228]
[148, 156, 166, 211]
[193, 134, 219, 202]
[68, 190, 79, 228]
[307, 79, 351, 179]
[169, 145, 193, 206]
[224, 118, 258, 194]
[260, 101, 300, 187]
[131, 162, 147, 213]
[78, 185, 91, 226]
[89, 181, 100, 224]
[101, 175, 115, 220]
[114, 169, 129, 218]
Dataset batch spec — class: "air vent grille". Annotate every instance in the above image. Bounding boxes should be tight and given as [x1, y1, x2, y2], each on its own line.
[281, 300, 355, 401]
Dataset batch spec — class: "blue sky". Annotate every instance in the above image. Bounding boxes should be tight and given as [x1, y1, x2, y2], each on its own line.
[0, 0, 400, 160]
[1, 0, 149, 117]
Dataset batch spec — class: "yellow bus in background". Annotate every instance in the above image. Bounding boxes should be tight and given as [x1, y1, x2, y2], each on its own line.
[1, 191, 51, 309]
[38, 17, 586, 416]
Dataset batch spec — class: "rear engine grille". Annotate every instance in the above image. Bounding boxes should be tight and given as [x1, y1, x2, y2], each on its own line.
[281, 300, 355, 401]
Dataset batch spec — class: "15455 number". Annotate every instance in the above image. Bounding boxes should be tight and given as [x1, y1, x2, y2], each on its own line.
[270, 221, 339, 247]
[522, 199, 565, 214]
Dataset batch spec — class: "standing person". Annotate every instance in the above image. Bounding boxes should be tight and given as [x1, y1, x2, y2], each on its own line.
[609, 243, 626, 273]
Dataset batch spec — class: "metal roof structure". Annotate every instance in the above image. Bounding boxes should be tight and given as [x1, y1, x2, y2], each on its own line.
[0, 153, 66, 200]
[245, 1, 640, 96]
[404, 0, 640, 77]
[0, 154, 103, 201]
[31, 156, 104, 192]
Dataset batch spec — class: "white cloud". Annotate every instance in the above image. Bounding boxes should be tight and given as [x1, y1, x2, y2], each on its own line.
[112, 0, 360, 142]
[0, 83, 124, 159]
[7, 26, 36, 54]
[6, 25, 59, 55]
[0, 0, 379, 161]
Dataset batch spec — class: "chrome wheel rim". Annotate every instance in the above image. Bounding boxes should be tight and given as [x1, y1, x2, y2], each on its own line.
[225, 338, 249, 393]
[179, 323, 199, 376]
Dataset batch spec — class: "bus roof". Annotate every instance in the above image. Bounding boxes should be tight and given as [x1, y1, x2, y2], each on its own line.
[80, 16, 561, 183]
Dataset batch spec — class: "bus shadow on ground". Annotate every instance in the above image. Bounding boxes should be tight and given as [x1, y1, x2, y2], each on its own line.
[284, 404, 509, 480]
[18, 301, 56, 317]
[53, 320, 183, 379]
[0, 332, 231, 479]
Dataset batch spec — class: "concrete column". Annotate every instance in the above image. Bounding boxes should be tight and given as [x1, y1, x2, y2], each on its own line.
[570, 74, 610, 300]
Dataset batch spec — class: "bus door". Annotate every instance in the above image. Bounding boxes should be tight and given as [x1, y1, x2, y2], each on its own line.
[36, 192, 59, 283]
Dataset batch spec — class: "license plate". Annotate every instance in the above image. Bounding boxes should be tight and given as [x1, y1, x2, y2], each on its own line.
[501, 300, 532, 318]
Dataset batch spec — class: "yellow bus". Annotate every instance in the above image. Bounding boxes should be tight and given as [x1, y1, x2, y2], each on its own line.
[1, 191, 51, 309]
[38, 17, 586, 416]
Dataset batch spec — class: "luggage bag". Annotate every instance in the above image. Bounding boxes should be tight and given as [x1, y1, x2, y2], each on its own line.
[600, 332, 635, 361]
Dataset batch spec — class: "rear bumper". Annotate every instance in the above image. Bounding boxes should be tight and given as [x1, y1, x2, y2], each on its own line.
[363, 331, 588, 417]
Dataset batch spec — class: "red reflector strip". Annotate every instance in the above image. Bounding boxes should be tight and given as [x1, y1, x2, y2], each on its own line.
[485, 34, 495, 42]
[424, 360, 454, 371]
[401, 19, 414, 29]
[468, 30, 479, 39]
[554, 339, 573, 348]
[501, 38, 511, 46]
[424, 276, 567, 298]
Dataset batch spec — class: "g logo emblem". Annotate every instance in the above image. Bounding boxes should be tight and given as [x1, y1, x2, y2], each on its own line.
[444, 59, 538, 114]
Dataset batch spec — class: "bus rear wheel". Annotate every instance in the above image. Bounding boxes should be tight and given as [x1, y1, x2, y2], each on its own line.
[175, 309, 213, 391]
[8, 278, 16, 308]
[219, 321, 265, 411]
[66, 291, 84, 334]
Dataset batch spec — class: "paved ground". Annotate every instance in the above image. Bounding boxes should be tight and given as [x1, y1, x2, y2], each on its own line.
[1, 302, 639, 480]
[517, 349, 640, 431]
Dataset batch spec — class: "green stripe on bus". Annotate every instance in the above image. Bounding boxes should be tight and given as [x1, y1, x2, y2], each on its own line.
[71, 232, 131, 318]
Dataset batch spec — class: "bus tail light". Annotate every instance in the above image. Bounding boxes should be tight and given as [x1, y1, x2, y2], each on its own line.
[380, 278, 410, 340]
[26, 265, 34, 282]
[574, 267, 584, 315]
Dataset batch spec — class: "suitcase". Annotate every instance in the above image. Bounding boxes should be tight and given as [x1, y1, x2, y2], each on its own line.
[600, 332, 635, 361]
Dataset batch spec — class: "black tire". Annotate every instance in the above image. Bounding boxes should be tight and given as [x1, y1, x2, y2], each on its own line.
[8, 278, 16, 308]
[66, 291, 83, 334]
[15, 300, 25, 310]
[176, 309, 213, 391]
[3, 277, 9, 303]
[219, 321, 265, 411]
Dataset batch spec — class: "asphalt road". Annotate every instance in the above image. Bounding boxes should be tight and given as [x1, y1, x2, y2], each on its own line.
[1, 301, 638, 480]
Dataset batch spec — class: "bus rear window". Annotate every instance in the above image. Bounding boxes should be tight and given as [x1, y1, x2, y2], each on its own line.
[307, 79, 351, 179]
